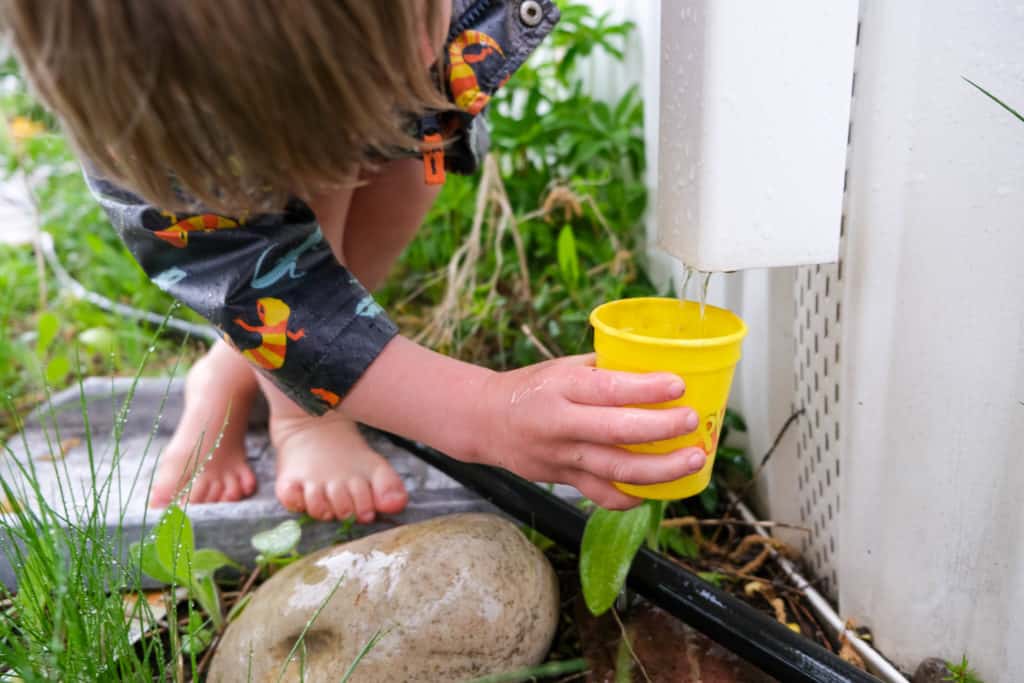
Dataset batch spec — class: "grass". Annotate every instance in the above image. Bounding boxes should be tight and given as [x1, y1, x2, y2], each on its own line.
[0, 357, 181, 680]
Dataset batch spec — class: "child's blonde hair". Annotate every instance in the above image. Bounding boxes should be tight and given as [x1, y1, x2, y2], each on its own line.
[1, 0, 448, 212]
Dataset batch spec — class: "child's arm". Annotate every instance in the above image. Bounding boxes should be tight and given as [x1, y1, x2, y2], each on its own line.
[87, 177, 703, 509]
[343, 335, 704, 510]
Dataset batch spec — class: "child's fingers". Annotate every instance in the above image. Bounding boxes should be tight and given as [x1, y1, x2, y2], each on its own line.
[569, 471, 645, 511]
[565, 444, 707, 485]
[567, 405, 698, 445]
[562, 366, 685, 407]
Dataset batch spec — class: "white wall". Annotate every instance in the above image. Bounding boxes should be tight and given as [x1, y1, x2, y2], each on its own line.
[587, 2, 1024, 680]
[838, 2, 1024, 680]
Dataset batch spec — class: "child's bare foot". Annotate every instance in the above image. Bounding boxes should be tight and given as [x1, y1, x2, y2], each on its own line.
[151, 342, 259, 507]
[269, 409, 408, 523]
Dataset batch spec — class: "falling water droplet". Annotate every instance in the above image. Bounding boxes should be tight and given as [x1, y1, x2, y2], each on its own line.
[680, 266, 694, 300]
[699, 271, 713, 336]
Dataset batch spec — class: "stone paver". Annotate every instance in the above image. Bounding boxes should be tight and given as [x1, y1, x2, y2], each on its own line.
[1, 377, 580, 588]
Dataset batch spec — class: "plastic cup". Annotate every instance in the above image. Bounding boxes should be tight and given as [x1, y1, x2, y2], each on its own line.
[589, 297, 748, 500]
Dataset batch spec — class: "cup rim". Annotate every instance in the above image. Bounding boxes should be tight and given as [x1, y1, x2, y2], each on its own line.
[589, 297, 748, 349]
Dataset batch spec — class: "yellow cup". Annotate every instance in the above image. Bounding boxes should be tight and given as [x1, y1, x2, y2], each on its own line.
[589, 297, 748, 500]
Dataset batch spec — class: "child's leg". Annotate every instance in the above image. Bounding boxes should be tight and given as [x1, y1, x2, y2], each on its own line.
[150, 338, 259, 506]
[268, 159, 441, 521]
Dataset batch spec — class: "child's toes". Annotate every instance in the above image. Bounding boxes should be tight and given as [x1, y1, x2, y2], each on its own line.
[371, 465, 408, 515]
[206, 480, 225, 502]
[221, 474, 243, 502]
[347, 479, 375, 524]
[275, 478, 305, 513]
[304, 483, 333, 520]
[326, 480, 355, 520]
[149, 482, 175, 508]
[238, 466, 257, 497]
[188, 477, 211, 504]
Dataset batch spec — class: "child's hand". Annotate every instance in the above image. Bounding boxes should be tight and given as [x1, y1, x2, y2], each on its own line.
[478, 354, 706, 510]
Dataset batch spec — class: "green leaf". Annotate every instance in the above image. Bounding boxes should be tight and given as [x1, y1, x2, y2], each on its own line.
[77, 327, 117, 355]
[699, 479, 720, 515]
[192, 576, 223, 629]
[658, 526, 699, 559]
[698, 572, 726, 588]
[580, 504, 653, 615]
[181, 613, 214, 655]
[251, 519, 301, 558]
[722, 409, 747, 433]
[130, 540, 177, 584]
[556, 224, 581, 291]
[153, 504, 195, 584]
[227, 594, 253, 623]
[716, 446, 753, 480]
[191, 548, 237, 577]
[35, 311, 59, 357]
[43, 353, 70, 385]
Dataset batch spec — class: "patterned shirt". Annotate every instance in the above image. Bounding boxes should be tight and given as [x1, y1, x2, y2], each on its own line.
[88, 0, 559, 415]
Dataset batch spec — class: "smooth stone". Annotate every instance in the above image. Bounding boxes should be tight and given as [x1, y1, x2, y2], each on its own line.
[912, 657, 954, 683]
[208, 513, 559, 683]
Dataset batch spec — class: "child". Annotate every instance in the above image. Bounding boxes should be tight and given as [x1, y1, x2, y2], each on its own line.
[2, 0, 707, 519]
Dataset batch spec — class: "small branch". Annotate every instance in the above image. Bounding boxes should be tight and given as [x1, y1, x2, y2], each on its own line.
[520, 324, 556, 360]
[611, 608, 651, 683]
[661, 516, 811, 534]
[719, 409, 805, 526]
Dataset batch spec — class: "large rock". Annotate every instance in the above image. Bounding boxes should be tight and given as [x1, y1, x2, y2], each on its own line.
[208, 513, 559, 682]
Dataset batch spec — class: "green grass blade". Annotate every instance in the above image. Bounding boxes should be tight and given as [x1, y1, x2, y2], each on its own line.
[963, 77, 1024, 124]
[463, 658, 589, 683]
[274, 572, 346, 683]
[338, 626, 391, 683]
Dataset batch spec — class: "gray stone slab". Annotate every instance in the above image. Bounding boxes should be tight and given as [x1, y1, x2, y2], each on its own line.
[0, 377, 577, 589]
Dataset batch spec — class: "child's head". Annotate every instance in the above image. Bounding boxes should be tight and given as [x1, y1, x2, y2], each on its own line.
[1, 1, 451, 212]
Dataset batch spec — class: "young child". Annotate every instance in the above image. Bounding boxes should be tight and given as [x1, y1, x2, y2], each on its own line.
[2, 0, 707, 519]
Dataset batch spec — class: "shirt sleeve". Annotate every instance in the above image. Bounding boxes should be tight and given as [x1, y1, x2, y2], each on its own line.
[86, 176, 398, 416]
[429, 0, 560, 175]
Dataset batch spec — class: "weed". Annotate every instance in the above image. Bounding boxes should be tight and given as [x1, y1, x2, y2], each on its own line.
[945, 655, 985, 683]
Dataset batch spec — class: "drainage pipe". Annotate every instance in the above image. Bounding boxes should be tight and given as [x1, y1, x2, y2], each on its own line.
[383, 433, 879, 683]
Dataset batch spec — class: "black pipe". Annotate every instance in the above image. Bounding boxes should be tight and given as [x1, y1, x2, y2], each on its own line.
[383, 432, 879, 683]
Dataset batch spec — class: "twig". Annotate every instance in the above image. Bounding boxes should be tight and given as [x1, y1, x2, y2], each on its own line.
[788, 594, 834, 653]
[679, 565, 809, 597]
[728, 534, 797, 563]
[394, 269, 448, 309]
[717, 408, 805, 530]
[520, 324, 556, 360]
[238, 566, 262, 598]
[195, 632, 222, 676]
[611, 608, 651, 683]
[660, 516, 811, 534]
[418, 155, 496, 347]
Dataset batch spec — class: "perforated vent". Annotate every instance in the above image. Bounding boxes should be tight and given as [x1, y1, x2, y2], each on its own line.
[793, 259, 842, 598]
[790, 15, 859, 602]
